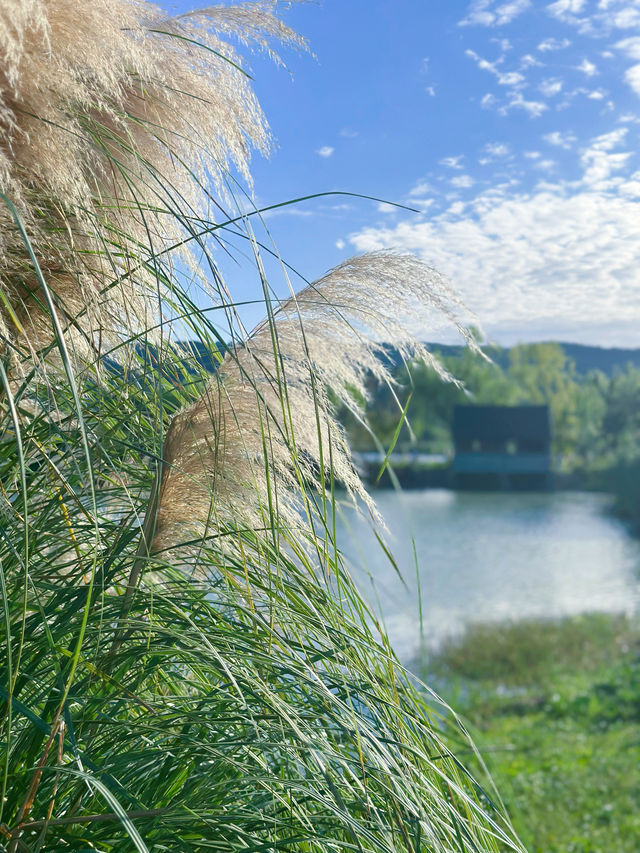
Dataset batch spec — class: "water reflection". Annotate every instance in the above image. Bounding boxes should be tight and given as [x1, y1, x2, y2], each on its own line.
[336, 490, 640, 662]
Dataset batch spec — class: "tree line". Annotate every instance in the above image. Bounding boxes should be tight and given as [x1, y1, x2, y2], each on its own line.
[343, 341, 640, 526]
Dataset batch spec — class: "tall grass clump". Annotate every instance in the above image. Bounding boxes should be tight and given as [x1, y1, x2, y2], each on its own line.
[0, 2, 525, 851]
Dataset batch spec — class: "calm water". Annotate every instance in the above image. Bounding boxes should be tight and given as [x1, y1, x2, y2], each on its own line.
[335, 490, 640, 662]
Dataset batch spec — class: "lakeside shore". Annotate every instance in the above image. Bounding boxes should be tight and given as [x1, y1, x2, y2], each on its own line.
[357, 454, 612, 492]
[418, 612, 640, 853]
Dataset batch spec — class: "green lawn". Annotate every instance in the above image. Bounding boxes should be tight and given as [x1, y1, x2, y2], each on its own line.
[420, 613, 640, 853]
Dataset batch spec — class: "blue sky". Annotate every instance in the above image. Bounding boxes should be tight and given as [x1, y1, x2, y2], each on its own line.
[169, 1, 640, 346]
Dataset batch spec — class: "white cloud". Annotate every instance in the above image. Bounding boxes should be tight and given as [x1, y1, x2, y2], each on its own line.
[460, 0, 531, 26]
[339, 128, 358, 138]
[485, 142, 511, 156]
[547, 0, 587, 20]
[544, 130, 577, 148]
[411, 198, 436, 212]
[481, 92, 498, 108]
[426, 85, 436, 96]
[409, 181, 432, 196]
[349, 200, 639, 344]
[495, 0, 532, 23]
[500, 70, 526, 86]
[579, 128, 631, 188]
[335, 239, 346, 250]
[440, 155, 464, 169]
[492, 37, 513, 51]
[624, 63, 640, 94]
[465, 49, 497, 73]
[521, 53, 543, 68]
[503, 92, 548, 117]
[534, 158, 557, 171]
[539, 78, 564, 97]
[524, 150, 542, 159]
[537, 37, 571, 51]
[346, 128, 640, 345]
[547, 1, 640, 34]
[465, 49, 526, 87]
[576, 58, 598, 76]
[587, 128, 627, 151]
[262, 207, 313, 220]
[451, 174, 476, 188]
[615, 36, 640, 60]
[612, 6, 640, 29]
[316, 146, 334, 158]
[460, 1, 495, 26]
[377, 202, 397, 213]
[586, 88, 607, 99]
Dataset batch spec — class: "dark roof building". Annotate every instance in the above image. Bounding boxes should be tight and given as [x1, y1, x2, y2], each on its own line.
[451, 404, 552, 490]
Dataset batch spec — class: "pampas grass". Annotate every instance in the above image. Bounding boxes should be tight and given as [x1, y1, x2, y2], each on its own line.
[152, 251, 472, 552]
[0, 2, 525, 851]
[0, 0, 302, 367]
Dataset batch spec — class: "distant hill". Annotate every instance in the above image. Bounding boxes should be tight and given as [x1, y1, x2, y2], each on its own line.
[425, 342, 640, 376]
[180, 339, 640, 377]
[554, 343, 640, 375]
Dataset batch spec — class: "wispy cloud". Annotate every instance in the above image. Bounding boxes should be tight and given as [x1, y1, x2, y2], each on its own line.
[521, 53, 543, 68]
[546, 0, 587, 25]
[451, 174, 475, 188]
[502, 91, 548, 117]
[580, 129, 631, 188]
[547, 0, 640, 35]
[347, 129, 640, 345]
[409, 180, 432, 196]
[316, 146, 335, 158]
[485, 142, 511, 157]
[576, 58, 598, 76]
[460, 0, 531, 27]
[466, 49, 526, 87]
[539, 77, 564, 96]
[537, 36, 571, 51]
[619, 111, 640, 123]
[533, 158, 557, 171]
[624, 64, 640, 95]
[440, 155, 465, 169]
[492, 37, 513, 51]
[544, 130, 577, 148]
[615, 36, 640, 60]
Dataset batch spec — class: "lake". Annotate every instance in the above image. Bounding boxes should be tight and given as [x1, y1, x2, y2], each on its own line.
[335, 490, 640, 663]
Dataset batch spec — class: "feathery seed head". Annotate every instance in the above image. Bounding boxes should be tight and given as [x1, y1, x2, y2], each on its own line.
[152, 251, 475, 552]
[0, 0, 303, 368]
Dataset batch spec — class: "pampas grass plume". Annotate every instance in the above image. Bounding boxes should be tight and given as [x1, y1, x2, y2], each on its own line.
[152, 251, 473, 551]
[0, 0, 302, 366]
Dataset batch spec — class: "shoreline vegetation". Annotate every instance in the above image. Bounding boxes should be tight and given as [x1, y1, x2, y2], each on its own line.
[342, 341, 640, 531]
[418, 612, 640, 853]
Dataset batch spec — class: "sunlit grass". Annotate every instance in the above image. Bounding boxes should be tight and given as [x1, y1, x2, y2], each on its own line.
[421, 613, 640, 853]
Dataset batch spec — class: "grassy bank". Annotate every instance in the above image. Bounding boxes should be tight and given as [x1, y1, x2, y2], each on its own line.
[419, 613, 640, 852]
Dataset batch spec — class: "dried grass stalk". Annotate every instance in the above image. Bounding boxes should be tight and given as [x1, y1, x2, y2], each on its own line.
[153, 251, 475, 551]
[0, 0, 302, 367]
